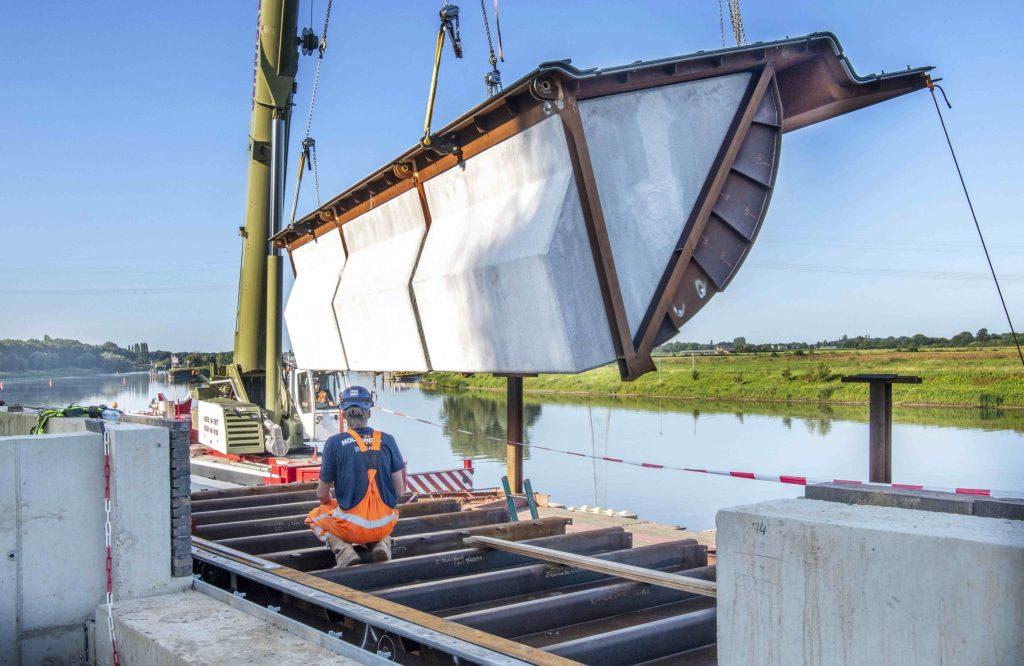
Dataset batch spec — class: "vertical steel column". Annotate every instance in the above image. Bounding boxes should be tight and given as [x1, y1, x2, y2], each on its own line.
[868, 381, 892, 483]
[506, 376, 524, 494]
[841, 374, 922, 484]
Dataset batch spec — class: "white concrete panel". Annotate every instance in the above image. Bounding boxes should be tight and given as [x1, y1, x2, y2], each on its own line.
[580, 72, 751, 336]
[414, 115, 616, 373]
[0, 436, 18, 652]
[14, 433, 106, 635]
[334, 189, 429, 371]
[108, 425, 190, 601]
[284, 231, 348, 370]
[717, 499, 1024, 666]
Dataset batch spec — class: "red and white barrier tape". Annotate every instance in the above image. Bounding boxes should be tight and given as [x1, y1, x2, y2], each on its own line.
[377, 406, 1024, 500]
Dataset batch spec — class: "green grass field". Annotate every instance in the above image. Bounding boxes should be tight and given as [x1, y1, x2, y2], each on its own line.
[424, 347, 1024, 408]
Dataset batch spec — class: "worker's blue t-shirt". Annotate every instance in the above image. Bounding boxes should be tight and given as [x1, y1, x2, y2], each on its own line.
[319, 428, 405, 510]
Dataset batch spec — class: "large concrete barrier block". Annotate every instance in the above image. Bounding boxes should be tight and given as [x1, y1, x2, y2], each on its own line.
[335, 188, 429, 371]
[108, 424, 190, 601]
[414, 115, 615, 373]
[284, 230, 348, 370]
[717, 498, 1024, 666]
[579, 71, 752, 336]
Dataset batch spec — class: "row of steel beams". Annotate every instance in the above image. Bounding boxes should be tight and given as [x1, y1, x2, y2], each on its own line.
[193, 506, 510, 541]
[228, 516, 570, 558]
[314, 527, 631, 589]
[192, 497, 461, 526]
[545, 607, 717, 665]
[375, 541, 701, 613]
[447, 564, 715, 637]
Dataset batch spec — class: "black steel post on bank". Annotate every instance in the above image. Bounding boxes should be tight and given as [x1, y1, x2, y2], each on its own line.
[840, 374, 922, 483]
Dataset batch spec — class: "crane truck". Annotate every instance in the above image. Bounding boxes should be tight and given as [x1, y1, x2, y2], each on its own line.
[187, 0, 343, 461]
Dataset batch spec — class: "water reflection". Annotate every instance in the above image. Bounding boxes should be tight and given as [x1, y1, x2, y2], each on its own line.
[435, 390, 541, 461]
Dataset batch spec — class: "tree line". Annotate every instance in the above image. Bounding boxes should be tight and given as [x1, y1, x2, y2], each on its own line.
[0, 335, 230, 373]
[657, 328, 1017, 354]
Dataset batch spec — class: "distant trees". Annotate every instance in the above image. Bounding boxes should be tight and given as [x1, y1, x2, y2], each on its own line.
[0, 336, 232, 374]
[655, 328, 1017, 355]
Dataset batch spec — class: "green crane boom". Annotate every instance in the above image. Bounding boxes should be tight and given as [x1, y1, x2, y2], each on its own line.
[233, 0, 301, 413]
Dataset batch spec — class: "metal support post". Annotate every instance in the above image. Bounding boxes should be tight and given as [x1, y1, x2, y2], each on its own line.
[506, 376, 524, 494]
[840, 374, 922, 484]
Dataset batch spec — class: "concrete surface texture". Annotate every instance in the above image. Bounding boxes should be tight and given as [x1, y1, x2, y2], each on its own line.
[334, 188, 430, 371]
[414, 114, 615, 373]
[284, 230, 348, 370]
[579, 71, 751, 337]
[0, 425, 188, 664]
[95, 590, 358, 665]
[716, 498, 1024, 666]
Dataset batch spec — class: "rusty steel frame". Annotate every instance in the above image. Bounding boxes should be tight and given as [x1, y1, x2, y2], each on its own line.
[271, 33, 929, 381]
[191, 479, 720, 664]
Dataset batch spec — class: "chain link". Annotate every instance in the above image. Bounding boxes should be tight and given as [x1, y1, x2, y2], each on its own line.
[480, 0, 503, 96]
[298, 0, 333, 208]
[103, 430, 121, 665]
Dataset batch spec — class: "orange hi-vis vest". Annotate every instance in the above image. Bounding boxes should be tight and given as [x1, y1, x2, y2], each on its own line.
[305, 429, 399, 545]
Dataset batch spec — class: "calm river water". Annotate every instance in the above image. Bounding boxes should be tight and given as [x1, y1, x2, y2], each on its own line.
[3, 371, 1022, 530]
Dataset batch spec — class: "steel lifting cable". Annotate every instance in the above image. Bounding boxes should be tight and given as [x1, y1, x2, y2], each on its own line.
[927, 79, 1024, 367]
[289, 0, 333, 225]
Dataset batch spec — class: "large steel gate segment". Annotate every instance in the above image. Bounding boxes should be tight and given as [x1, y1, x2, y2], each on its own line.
[274, 33, 931, 380]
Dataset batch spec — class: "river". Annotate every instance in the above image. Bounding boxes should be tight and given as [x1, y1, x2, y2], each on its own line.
[3, 371, 1022, 530]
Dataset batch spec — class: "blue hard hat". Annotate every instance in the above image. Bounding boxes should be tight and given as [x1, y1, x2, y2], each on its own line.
[340, 385, 374, 410]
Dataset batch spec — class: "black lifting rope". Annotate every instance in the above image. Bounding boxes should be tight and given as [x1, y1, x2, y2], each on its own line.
[927, 77, 1024, 368]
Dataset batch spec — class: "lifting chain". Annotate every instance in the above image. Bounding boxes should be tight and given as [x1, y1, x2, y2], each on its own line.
[290, 0, 333, 224]
[480, 0, 503, 96]
[717, 0, 747, 47]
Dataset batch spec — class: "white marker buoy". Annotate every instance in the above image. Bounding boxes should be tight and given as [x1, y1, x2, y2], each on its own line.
[48, 379, 53, 388]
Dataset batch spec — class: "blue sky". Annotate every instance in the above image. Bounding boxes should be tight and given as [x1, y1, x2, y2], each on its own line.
[2, 1, 1021, 351]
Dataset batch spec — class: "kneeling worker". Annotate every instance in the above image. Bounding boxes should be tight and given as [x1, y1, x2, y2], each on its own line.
[305, 386, 406, 567]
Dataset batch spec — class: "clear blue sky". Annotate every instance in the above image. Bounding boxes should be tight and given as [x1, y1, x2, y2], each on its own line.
[2, 1, 1021, 351]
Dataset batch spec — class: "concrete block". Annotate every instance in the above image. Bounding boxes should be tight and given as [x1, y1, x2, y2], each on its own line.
[107, 424, 190, 599]
[7, 433, 107, 632]
[974, 497, 1024, 521]
[19, 622, 89, 665]
[414, 115, 615, 373]
[284, 230, 348, 370]
[0, 412, 38, 435]
[95, 591, 358, 665]
[334, 188, 430, 371]
[717, 498, 1024, 666]
[805, 482, 976, 515]
[579, 72, 751, 336]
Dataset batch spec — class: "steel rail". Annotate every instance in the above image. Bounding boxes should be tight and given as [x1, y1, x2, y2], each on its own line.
[465, 535, 717, 597]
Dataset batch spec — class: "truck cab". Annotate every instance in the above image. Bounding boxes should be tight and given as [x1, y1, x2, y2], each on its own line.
[289, 368, 345, 448]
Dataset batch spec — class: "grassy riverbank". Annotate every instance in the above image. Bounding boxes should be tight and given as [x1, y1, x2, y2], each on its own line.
[423, 347, 1024, 409]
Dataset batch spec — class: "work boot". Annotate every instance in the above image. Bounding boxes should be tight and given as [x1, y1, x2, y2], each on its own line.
[325, 533, 360, 568]
[370, 535, 393, 562]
